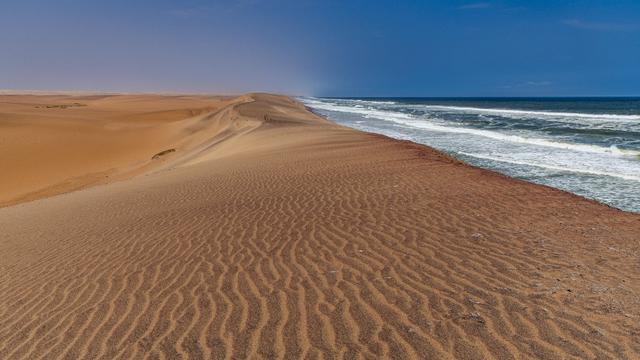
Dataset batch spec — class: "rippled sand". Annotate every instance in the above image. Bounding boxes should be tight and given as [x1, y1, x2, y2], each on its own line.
[1, 93, 639, 359]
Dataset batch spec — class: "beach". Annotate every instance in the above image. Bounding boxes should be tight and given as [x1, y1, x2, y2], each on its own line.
[1, 93, 639, 358]
[303, 97, 640, 213]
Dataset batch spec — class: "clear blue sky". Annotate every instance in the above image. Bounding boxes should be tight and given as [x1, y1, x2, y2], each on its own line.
[1, 0, 638, 96]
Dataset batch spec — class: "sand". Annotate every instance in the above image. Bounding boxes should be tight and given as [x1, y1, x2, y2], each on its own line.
[0, 93, 243, 206]
[0, 93, 639, 359]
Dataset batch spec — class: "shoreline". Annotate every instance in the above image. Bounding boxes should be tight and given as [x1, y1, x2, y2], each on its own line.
[302, 97, 640, 214]
[293, 98, 635, 215]
[1, 92, 639, 358]
[1, 91, 636, 214]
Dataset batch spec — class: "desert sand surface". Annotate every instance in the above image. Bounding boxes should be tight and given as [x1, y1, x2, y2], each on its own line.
[0, 93, 239, 206]
[1, 93, 639, 359]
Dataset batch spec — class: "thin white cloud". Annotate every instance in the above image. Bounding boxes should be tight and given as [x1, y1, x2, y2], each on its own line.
[168, 8, 202, 19]
[168, 1, 261, 18]
[563, 19, 638, 32]
[502, 81, 552, 89]
[525, 81, 552, 86]
[458, 2, 491, 10]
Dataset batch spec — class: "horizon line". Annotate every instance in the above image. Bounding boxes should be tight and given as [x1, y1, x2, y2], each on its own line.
[1, 88, 638, 99]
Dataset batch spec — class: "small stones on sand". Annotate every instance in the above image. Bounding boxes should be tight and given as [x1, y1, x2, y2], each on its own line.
[462, 312, 486, 324]
[471, 233, 484, 241]
[465, 297, 483, 305]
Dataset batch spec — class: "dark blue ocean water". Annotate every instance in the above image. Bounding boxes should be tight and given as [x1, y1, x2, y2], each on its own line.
[302, 97, 640, 212]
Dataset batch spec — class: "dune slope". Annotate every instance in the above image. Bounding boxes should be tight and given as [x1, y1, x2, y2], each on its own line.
[1, 93, 639, 359]
[0, 93, 244, 206]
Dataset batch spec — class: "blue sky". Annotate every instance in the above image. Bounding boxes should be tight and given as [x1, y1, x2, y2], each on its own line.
[1, 0, 638, 96]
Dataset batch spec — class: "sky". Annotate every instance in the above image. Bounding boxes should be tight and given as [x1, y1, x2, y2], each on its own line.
[1, 0, 639, 96]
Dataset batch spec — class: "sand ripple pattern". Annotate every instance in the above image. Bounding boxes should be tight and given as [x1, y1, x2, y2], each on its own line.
[1, 94, 639, 359]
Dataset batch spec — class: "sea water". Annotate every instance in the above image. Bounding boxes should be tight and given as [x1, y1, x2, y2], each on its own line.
[302, 97, 640, 213]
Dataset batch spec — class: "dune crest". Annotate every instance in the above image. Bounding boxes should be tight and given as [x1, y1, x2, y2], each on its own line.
[1, 93, 639, 359]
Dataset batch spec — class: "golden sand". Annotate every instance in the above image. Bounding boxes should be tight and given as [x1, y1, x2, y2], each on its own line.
[1, 93, 639, 358]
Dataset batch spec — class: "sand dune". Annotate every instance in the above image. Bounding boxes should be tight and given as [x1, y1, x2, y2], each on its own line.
[1, 93, 639, 359]
[0, 93, 242, 206]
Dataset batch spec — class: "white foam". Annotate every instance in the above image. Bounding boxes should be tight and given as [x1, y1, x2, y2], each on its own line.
[458, 152, 640, 182]
[304, 100, 640, 157]
[303, 97, 397, 106]
[395, 119, 640, 157]
[415, 105, 640, 122]
[328, 98, 397, 105]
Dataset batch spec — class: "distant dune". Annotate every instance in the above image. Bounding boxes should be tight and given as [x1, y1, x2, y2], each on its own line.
[1, 93, 639, 359]
[0, 93, 240, 206]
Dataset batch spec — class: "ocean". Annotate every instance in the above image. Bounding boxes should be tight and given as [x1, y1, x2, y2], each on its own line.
[301, 97, 640, 213]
